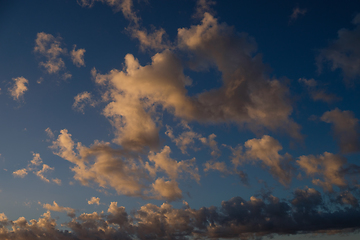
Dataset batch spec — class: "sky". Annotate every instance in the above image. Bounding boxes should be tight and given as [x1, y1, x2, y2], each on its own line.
[1, 0, 360, 239]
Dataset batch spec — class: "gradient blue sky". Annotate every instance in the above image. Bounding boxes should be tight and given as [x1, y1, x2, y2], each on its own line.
[1, 0, 360, 239]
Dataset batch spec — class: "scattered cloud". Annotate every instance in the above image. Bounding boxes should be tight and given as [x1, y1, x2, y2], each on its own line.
[50, 129, 199, 201]
[73, 91, 96, 113]
[8, 77, 28, 101]
[42, 201, 76, 218]
[71, 44, 86, 67]
[34, 32, 66, 74]
[297, 152, 360, 191]
[317, 14, 360, 81]
[321, 108, 360, 153]
[12, 152, 59, 184]
[299, 78, 340, 103]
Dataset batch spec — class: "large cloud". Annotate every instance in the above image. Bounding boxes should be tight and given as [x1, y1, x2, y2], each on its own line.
[1, 190, 360, 240]
[90, 12, 301, 152]
[50, 129, 199, 201]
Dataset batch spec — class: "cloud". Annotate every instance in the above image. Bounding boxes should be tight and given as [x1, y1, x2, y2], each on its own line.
[321, 108, 360, 153]
[297, 152, 360, 191]
[203, 160, 229, 174]
[12, 152, 59, 184]
[177, 13, 301, 139]
[317, 14, 360, 80]
[146, 145, 200, 182]
[35, 164, 54, 183]
[1, 191, 360, 239]
[70, 45, 86, 67]
[88, 197, 100, 205]
[150, 178, 183, 201]
[91, 13, 301, 152]
[45, 127, 55, 139]
[34, 32, 66, 74]
[290, 7, 307, 21]
[50, 129, 198, 201]
[73, 91, 96, 113]
[299, 78, 340, 103]
[12, 168, 28, 178]
[42, 201, 76, 218]
[77, 0, 138, 23]
[242, 135, 293, 186]
[8, 77, 28, 101]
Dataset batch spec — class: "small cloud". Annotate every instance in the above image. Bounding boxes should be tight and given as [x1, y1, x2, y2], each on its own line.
[45, 127, 55, 139]
[71, 45, 86, 67]
[8, 77, 29, 101]
[13, 168, 28, 178]
[88, 197, 100, 205]
[72, 91, 96, 113]
[290, 7, 307, 21]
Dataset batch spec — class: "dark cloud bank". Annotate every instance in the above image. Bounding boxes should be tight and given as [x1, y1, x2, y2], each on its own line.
[1, 188, 360, 240]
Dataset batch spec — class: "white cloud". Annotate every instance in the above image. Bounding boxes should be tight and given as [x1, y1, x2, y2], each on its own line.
[8, 77, 28, 101]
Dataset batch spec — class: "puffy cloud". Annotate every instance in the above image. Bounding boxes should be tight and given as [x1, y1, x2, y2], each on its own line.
[150, 178, 183, 201]
[146, 146, 200, 182]
[297, 152, 360, 191]
[12, 168, 28, 178]
[299, 78, 340, 103]
[50, 129, 198, 201]
[242, 135, 293, 186]
[88, 197, 100, 205]
[70, 45, 86, 67]
[34, 32, 66, 74]
[317, 14, 360, 80]
[42, 201, 76, 218]
[1, 192, 360, 239]
[321, 108, 360, 153]
[199, 133, 220, 157]
[8, 76, 28, 101]
[30, 152, 43, 166]
[177, 13, 301, 138]
[89, 11, 301, 152]
[73, 91, 96, 113]
[165, 125, 202, 154]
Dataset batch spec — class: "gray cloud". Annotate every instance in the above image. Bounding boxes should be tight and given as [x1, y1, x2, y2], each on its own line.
[317, 14, 360, 81]
[1, 190, 360, 239]
[321, 108, 360, 153]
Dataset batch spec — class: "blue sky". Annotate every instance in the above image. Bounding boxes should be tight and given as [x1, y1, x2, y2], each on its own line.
[1, 0, 360, 239]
